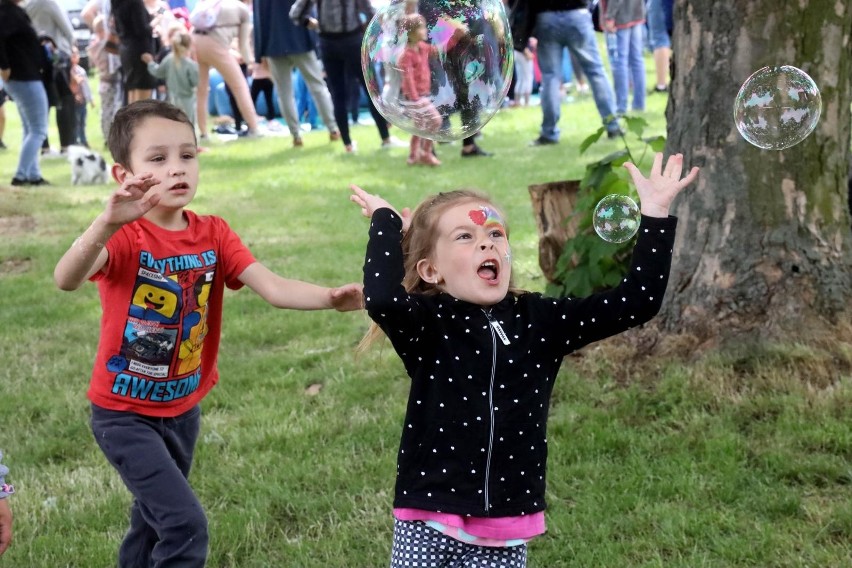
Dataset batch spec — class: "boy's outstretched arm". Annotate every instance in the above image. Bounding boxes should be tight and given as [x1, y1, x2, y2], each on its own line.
[238, 263, 363, 311]
[54, 172, 161, 291]
[624, 152, 700, 218]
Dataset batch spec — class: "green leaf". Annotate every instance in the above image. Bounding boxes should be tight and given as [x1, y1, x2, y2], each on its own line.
[624, 115, 649, 138]
[579, 127, 606, 154]
[644, 135, 666, 152]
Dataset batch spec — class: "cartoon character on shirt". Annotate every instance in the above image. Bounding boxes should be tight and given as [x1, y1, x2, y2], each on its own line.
[178, 271, 213, 374]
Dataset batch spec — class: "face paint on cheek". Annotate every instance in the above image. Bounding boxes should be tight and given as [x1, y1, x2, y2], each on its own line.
[504, 244, 512, 265]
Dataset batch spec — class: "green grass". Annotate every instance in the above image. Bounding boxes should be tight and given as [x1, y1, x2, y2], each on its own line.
[1, 68, 851, 567]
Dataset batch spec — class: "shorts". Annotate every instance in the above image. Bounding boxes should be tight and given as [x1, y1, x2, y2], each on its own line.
[390, 519, 527, 568]
[120, 45, 158, 91]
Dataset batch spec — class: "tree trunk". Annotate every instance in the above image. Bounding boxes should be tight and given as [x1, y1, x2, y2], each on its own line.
[658, 0, 852, 346]
[528, 180, 581, 282]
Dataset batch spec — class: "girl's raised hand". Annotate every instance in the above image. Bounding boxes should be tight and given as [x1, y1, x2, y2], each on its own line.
[102, 172, 161, 227]
[624, 152, 699, 218]
[349, 184, 412, 232]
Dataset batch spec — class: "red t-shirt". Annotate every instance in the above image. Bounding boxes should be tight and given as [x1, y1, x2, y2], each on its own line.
[88, 211, 256, 417]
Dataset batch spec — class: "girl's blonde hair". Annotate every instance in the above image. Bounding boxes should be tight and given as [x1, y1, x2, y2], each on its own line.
[359, 189, 521, 351]
[169, 26, 192, 63]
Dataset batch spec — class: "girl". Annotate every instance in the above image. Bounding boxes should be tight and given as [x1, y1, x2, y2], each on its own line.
[142, 26, 199, 129]
[398, 13, 442, 166]
[350, 152, 699, 567]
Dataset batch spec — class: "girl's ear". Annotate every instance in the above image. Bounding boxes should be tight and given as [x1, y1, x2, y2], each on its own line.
[416, 258, 441, 284]
[111, 163, 130, 185]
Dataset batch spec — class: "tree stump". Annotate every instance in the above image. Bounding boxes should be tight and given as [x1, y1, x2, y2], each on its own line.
[528, 180, 581, 283]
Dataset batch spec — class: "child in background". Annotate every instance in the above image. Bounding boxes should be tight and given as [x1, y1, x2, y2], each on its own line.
[88, 14, 123, 144]
[250, 57, 277, 126]
[349, 152, 698, 567]
[398, 13, 442, 167]
[53, 100, 363, 567]
[512, 37, 534, 107]
[70, 46, 95, 147]
[142, 26, 199, 131]
[0, 450, 13, 557]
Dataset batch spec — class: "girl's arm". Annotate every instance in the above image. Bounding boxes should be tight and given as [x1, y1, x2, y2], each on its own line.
[237, 262, 363, 311]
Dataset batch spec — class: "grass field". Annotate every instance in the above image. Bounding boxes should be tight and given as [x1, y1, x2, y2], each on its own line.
[0, 67, 850, 567]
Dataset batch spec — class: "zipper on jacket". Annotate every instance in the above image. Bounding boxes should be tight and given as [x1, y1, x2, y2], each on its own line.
[481, 309, 502, 513]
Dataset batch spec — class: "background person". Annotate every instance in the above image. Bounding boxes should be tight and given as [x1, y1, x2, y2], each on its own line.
[0, 450, 13, 557]
[24, 0, 77, 154]
[253, 0, 340, 147]
[112, 0, 159, 103]
[193, 0, 262, 139]
[0, 0, 50, 186]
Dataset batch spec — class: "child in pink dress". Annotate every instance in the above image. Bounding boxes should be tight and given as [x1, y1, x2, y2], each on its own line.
[398, 14, 442, 167]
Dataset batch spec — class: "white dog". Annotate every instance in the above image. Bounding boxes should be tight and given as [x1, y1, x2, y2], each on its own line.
[67, 145, 109, 185]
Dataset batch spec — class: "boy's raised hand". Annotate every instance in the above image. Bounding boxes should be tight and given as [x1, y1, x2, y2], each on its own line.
[103, 172, 162, 227]
[350, 184, 412, 232]
[329, 282, 364, 312]
[624, 153, 699, 218]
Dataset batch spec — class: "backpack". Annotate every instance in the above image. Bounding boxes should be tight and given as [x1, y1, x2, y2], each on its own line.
[189, 0, 223, 32]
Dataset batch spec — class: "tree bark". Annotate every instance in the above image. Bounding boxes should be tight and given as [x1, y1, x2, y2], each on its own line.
[658, 0, 852, 345]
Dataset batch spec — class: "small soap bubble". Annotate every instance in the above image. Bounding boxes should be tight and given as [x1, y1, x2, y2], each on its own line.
[733, 65, 821, 150]
[593, 195, 640, 243]
[361, 0, 514, 142]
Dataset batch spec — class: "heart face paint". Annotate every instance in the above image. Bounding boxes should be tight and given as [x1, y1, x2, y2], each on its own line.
[469, 206, 511, 264]
[468, 206, 504, 228]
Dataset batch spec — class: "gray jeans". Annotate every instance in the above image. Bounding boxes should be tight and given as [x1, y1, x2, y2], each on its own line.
[267, 51, 339, 138]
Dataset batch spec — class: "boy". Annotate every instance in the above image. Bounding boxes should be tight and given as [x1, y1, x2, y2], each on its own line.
[53, 100, 363, 566]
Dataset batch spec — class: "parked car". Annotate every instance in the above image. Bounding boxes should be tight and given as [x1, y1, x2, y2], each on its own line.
[56, 0, 91, 70]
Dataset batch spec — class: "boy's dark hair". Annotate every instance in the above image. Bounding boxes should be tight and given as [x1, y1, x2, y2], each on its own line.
[107, 100, 196, 167]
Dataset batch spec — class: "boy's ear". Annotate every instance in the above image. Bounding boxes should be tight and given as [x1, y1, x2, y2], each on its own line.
[416, 258, 441, 284]
[111, 163, 130, 185]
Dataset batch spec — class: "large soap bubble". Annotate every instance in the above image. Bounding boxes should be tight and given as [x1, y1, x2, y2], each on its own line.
[361, 0, 513, 142]
[593, 195, 640, 243]
[733, 65, 821, 150]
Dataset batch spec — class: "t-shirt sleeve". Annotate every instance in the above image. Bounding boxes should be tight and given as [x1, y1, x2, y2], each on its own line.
[91, 225, 135, 282]
[215, 217, 256, 290]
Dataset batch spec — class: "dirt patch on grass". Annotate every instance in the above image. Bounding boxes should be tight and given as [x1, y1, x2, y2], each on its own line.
[0, 257, 32, 276]
[0, 215, 36, 237]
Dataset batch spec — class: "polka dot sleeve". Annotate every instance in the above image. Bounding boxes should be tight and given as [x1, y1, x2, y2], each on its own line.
[547, 215, 678, 354]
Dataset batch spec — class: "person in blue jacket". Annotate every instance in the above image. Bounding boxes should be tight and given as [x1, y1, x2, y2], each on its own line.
[252, 0, 340, 147]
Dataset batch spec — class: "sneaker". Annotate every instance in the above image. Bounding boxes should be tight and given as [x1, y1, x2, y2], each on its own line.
[10, 177, 28, 186]
[0, 140, 6, 150]
[242, 128, 263, 139]
[530, 136, 558, 146]
[293, 137, 304, 147]
[607, 128, 624, 139]
[213, 125, 238, 135]
[41, 149, 64, 159]
[460, 144, 492, 157]
[329, 131, 341, 142]
[381, 136, 407, 149]
[29, 177, 51, 186]
[652, 85, 668, 93]
[345, 141, 358, 153]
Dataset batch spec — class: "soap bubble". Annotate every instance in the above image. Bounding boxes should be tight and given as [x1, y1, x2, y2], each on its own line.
[593, 195, 640, 243]
[733, 65, 821, 150]
[361, 0, 514, 142]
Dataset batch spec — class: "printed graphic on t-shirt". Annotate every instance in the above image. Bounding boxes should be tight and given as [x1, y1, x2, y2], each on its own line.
[106, 250, 217, 404]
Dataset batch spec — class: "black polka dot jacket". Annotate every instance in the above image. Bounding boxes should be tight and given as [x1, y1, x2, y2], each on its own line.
[363, 208, 677, 517]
